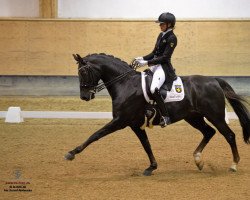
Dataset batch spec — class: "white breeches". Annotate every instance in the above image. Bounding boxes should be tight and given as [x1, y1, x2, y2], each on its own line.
[150, 64, 166, 94]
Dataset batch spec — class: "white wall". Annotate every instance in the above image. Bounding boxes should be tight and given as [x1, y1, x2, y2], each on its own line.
[0, 0, 249, 19]
[58, 0, 250, 19]
[0, 0, 39, 17]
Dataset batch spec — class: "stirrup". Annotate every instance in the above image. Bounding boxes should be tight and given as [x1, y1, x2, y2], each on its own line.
[159, 116, 171, 128]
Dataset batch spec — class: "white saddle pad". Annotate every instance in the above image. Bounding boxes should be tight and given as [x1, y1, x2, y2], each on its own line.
[141, 72, 185, 103]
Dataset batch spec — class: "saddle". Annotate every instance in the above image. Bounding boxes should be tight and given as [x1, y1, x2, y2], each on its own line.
[140, 69, 185, 130]
[141, 69, 185, 103]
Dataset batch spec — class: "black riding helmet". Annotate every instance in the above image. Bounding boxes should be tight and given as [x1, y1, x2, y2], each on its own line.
[156, 12, 176, 27]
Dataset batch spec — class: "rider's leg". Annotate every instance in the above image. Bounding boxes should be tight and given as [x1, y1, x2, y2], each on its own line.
[152, 88, 171, 127]
[150, 65, 165, 94]
[150, 65, 171, 127]
[149, 65, 158, 73]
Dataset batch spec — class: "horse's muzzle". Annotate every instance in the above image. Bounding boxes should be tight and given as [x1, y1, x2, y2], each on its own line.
[80, 93, 95, 101]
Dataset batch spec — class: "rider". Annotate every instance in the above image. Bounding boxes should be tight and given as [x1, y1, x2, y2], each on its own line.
[135, 12, 177, 127]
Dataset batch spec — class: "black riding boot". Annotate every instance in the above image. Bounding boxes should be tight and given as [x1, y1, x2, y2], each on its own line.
[152, 89, 171, 127]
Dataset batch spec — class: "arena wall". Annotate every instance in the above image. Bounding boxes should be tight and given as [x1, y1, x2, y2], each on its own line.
[1, 75, 249, 96]
[0, 19, 250, 76]
[2, 0, 249, 19]
[58, 0, 250, 19]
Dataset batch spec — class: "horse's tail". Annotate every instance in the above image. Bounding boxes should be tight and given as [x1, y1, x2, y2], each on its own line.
[216, 78, 250, 144]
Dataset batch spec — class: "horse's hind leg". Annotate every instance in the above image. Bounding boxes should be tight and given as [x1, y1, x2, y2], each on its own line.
[210, 120, 240, 172]
[185, 115, 216, 170]
[131, 126, 157, 176]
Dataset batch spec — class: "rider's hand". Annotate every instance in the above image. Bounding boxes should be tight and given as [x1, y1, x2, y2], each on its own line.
[135, 57, 143, 61]
[135, 59, 148, 67]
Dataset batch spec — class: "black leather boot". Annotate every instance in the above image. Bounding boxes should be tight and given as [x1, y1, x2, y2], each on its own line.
[152, 89, 171, 127]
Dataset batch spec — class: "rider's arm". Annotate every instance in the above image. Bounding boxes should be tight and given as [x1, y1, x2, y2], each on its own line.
[147, 34, 177, 66]
[143, 52, 154, 61]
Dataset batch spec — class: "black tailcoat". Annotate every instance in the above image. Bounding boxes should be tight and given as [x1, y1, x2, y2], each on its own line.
[143, 30, 177, 81]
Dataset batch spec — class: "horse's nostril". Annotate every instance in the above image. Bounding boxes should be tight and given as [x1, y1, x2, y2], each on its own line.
[80, 96, 90, 101]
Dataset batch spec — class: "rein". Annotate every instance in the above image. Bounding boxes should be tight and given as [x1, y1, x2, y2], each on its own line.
[95, 69, 134, 92]
[94, 59, 140, 92]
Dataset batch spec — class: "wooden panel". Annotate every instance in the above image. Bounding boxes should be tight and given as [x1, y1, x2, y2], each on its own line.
[39, 0, 58, 18]
[0, 19, 249, 76]
[175, 21, 250, 75]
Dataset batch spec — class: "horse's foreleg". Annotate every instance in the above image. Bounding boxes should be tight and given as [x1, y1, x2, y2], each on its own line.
[131, 126, 157, 176]
[185, 116, 216, 171]
[65, 118, 125, 161]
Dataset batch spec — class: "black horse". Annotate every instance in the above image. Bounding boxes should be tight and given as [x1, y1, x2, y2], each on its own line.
[65, 53, 250, 176]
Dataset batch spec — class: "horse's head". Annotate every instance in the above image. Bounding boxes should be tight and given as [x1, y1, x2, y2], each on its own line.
[73, 54, 101, 101]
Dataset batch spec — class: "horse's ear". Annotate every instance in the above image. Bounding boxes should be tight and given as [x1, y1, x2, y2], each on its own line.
[73, 54, 78, 62]
[73, 54, 82, 62]
[76, 54, 82, 62]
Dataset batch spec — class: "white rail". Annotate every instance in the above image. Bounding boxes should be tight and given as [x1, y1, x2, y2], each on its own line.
[0, 110, 237, 119]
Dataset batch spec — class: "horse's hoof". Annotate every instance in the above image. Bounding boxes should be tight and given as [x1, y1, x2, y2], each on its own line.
[229, 163, 237, 172]
[64, 153, 75, 161]
[196, 161, 204, 171]
[143, 169, 152, 176]
[229, 167, 237, 172]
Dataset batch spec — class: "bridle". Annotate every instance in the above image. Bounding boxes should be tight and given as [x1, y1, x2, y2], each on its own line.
[78, 61, 136, 94]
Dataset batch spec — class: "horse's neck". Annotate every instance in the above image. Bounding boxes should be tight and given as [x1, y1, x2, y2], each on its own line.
[101, 63, 129, 83]
[99, 63, 134, 98]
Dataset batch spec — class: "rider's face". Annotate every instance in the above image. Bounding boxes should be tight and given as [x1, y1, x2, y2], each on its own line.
[159, 23, 168, 32]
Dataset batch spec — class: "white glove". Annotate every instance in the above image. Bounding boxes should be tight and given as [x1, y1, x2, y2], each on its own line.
[135, 59, 148, 67]
[135, 57, 143, 61]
